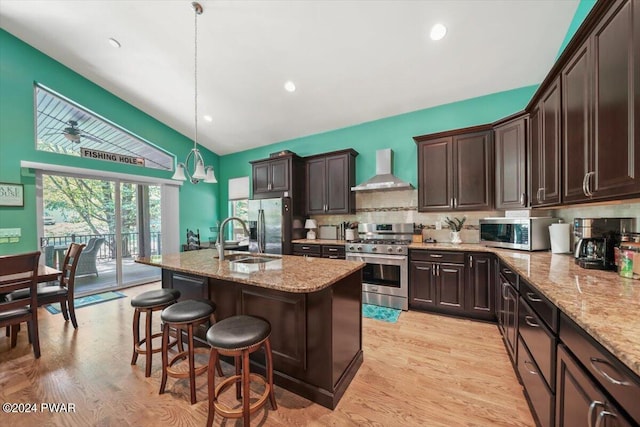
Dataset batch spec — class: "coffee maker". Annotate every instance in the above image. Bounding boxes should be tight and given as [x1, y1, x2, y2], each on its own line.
[573, 218, 634, 270]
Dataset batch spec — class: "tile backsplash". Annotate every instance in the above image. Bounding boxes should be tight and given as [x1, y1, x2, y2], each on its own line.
[312, 190, 640, 243]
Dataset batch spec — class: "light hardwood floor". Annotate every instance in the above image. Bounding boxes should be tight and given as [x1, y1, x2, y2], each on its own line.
[0, 282, 534, 426]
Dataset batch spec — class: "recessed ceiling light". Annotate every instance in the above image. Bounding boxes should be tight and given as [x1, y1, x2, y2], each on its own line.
[284, 81, 296, 92]
[108, 37, 121, 48]
[203, 115, 213, 122]
[430, 24, 447, 41]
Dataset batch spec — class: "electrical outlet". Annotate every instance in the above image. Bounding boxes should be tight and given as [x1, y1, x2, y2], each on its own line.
[435, 221, 442, 230]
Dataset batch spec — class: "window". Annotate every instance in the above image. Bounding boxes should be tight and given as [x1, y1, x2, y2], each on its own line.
[227, 177, 250, 242]
[35, 84, 174, 171]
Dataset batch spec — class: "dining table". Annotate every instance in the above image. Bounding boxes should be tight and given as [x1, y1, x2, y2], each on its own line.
[0, 264, 61, 285]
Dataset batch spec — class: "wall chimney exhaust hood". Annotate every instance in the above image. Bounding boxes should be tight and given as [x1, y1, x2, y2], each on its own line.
[351, 148, 414, 192]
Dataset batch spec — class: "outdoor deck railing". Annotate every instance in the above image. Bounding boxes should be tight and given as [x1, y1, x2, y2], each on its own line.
[43, 232, 162, 261]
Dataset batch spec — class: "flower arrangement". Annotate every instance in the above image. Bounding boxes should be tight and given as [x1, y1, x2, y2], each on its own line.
[444, 216, 466, 232]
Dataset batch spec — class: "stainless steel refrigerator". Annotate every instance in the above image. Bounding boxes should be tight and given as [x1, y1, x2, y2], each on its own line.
[248, 197, 301, 254]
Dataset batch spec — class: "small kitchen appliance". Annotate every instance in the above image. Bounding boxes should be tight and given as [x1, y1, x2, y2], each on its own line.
[573, 217, 634, 271]
[479, 217, 561, 251]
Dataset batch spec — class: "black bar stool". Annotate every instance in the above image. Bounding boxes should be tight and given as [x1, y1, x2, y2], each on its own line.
[130, 288, 181, 377]
[159, 299, 222, 404]
[206, 315, 277, 427]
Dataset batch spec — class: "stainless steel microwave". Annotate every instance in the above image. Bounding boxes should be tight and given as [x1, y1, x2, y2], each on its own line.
[479, 217, 561, 251]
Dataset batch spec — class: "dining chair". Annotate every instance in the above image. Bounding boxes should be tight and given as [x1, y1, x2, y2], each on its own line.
[7, 243, 84, 329]
[0, 251, 41, 358]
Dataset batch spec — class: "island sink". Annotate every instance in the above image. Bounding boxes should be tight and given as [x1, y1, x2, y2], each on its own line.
[229, 255, 275, 264]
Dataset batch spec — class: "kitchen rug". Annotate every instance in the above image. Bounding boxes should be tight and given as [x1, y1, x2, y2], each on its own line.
[44, 291, 127, 314]
[362, 303, 401, 323]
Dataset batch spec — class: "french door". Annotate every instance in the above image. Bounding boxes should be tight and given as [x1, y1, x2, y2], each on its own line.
[39, 172, 161, 295]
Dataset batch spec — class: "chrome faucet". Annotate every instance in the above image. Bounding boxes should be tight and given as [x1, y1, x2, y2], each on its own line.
[216, 217, 250, 261]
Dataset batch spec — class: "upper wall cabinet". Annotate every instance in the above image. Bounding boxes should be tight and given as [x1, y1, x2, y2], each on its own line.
[494, 114, 528, 209]
[250, 153, 305, 203]
[415, 126, 494, 212]
[305, 149, 358, 215]
[563, 0, 640, 202]
[529, 78, 562, 207]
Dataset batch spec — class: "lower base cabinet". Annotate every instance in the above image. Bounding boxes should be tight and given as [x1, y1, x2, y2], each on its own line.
[518, 337, 554, 427]
[409, 250, 493, 320]
[556, 344, 635, 427]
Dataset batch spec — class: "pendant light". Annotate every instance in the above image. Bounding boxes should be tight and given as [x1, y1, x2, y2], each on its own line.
[172, 2, 217, 184]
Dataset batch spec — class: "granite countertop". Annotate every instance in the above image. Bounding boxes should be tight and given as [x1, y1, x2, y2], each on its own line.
[136, 249, 364, 294]
[292, 239, 348, 245]
[409, 242, 640, 378]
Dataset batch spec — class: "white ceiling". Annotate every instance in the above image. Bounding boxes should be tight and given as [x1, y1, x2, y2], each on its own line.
[0, 0, 579, 156]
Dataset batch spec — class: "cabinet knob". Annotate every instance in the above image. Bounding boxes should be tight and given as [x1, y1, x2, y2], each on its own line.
[520, 193, 526, 206]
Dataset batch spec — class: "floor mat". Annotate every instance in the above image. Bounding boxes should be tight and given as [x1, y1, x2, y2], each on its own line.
[44, 291, 127, 314]
[362, 303, 402, 323]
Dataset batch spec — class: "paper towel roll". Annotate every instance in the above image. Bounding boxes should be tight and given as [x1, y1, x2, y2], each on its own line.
[549, 223, 571, 253]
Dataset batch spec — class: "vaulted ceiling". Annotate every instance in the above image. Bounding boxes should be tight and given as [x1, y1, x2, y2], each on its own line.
[0, 0, 579, 155]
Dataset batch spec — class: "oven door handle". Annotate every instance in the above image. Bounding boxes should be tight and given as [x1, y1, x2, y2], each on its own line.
[346, 253, 407, 262]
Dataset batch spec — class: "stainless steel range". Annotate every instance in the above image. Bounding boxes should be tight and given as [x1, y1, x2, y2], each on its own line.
[345, 223, 412, 311]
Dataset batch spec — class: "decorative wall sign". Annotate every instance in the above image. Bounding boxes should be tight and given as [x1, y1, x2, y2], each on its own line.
[80, 147, 145, 167]
[0, 182, 24, 206]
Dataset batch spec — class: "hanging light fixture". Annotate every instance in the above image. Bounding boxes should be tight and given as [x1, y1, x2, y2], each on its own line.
[172, 2, 217, 184]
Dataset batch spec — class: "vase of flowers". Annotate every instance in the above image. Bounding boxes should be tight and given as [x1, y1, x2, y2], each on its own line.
[445, 216, 466, 244]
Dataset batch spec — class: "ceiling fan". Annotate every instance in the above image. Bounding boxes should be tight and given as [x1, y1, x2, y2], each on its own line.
[43, 120, 103, 143]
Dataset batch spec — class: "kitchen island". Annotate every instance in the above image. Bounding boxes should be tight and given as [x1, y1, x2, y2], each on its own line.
[136, 249, 364, 409]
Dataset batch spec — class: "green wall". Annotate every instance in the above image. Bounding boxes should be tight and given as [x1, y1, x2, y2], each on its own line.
[217, 85, 537, 218]
[556, 0, 598, 58]
[0, 29, 219, 255]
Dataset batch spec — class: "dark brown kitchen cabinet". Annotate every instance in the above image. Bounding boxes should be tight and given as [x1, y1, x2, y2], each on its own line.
[465, 253, 494, 321]
[519, 336, 555, 427]
[409, 260, 436, 310]
[556, 344, 635, 427]
[559, 313, 640, 424]
[562, 39, 592, 203]
[496, 268, 518, 365]
[292, 243, 321, 257]
[564, 0, 640, 203]
[305, 149, 358, 215]
[414, 126, 493, 212]
[494, 114, 528, 209]
[530, 78, 562, 207]
[251, 153, 305, 201]
[162, 270, 208, 300]
[409, 251, 465, 315]
[321, 244, 345, 259]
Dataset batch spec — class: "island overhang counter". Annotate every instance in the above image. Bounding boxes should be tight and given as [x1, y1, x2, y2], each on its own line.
[136, 249, 365, 409]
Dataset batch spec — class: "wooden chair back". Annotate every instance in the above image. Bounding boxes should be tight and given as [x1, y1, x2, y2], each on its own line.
[59, 243, 85, 294]
[0, 251, 41, 358]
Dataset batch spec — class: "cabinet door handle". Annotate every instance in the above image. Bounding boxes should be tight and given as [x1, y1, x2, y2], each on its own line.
[523, 360, 538, 375]
[582, 172, 589, 197]
[302, 246, 310, 250]
[526, 292, 542, 302]
[520, 193, 526, 206]
[524, 315, 539, 328]
[536, 188, 542, 203]
[586, 171, 595, 197]
[415, 266, 430, 271]
[588, 401, 605, 427]
[328, 248, 338, 252]
[503, 268, 512, 275]
[437, 264, 440, 276]
[589, 357, 631, 386]
[429, 254, 443, 258]
[454, 197, 457, 208]
[595, 410, 617, 427]
[502, 282, 509, 299]
[469, 255, 473, 268]
[328, 255, 338, 259]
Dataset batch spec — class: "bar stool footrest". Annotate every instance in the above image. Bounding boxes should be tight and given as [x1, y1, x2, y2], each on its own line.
[213, 373, 271, 419]
[166, 347, 210, 378]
